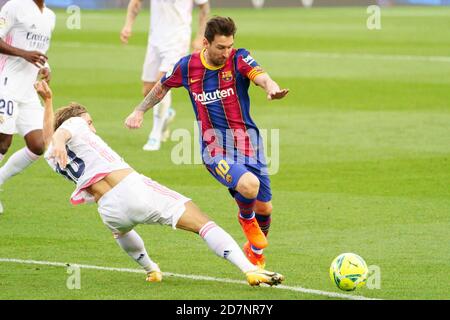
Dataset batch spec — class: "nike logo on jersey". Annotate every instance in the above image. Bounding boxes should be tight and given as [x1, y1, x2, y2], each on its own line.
[190, 78, 201, 84]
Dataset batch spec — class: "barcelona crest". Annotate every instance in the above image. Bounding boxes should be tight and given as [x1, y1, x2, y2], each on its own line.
[221, 71, 233, 82]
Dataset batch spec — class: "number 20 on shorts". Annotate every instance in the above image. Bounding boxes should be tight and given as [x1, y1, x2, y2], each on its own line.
[0, 99, 14, 116]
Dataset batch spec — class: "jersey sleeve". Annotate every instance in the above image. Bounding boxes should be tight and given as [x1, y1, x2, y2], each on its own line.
[236, 49, 265, 82]
[0, 1, 17, 39]
[161, 58, 185, 88]
[59, 117, 89, 139]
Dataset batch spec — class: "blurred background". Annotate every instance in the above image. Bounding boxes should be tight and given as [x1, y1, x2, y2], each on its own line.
[1, 0, 449, 9]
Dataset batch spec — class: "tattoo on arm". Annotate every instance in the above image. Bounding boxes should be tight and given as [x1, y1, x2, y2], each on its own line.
[135, 82, 170, 113]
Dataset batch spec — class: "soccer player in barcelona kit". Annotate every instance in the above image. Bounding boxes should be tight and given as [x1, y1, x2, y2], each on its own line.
[125, 17, 289, 268]
[120, 0, 210, 151]
[0, 0, 55, 213]
[34, 80, 284, 287]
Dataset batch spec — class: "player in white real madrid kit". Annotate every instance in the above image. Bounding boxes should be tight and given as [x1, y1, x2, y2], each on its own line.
[34, 80, 284, 287]
[0, 0, 55, 213]
[120, 0, 210, 151]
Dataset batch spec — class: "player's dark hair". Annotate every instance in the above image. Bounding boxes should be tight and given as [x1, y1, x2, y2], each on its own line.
[54, 102, 88, 130]
[204, 16, 237, 43]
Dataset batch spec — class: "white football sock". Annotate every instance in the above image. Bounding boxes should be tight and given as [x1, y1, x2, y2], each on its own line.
[149, 90, 172, 141]
[0, 147, 40, 186]
[115, 230, 159, 273]
[199, 221, 257, 273]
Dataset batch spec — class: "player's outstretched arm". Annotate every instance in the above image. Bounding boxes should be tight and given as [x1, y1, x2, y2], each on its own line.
[253, 73, 289, 101]
[35, 80, 71, 168]
[192, 2, 210, 52]
[120, 0, 143, 44]
[35, 80, 54, 149]
[0, 39, 47, 68]
[124, 80, 170, 129]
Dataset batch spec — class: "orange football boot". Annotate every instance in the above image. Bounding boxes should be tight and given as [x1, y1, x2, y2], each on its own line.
[238, 214, 268, 249]
[243, 241, 266, 268]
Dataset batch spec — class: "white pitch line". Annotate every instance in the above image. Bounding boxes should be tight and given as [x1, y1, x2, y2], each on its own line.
[0, 258, 380, 300]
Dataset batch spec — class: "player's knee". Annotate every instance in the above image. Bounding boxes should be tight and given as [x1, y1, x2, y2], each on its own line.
[176, 201, 211, 233]
[26, 140, 45, 156]
[255, 202, 272, 215]
[24, 131, 45, 155]
[0, 140, 11, 155]
[237, 173, 260, 199]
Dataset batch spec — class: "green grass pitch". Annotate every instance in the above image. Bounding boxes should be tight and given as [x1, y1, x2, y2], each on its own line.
[0, 7, 449, 300]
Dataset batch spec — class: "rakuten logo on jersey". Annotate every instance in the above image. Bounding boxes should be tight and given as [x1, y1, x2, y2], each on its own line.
[192, 88, 235, 105]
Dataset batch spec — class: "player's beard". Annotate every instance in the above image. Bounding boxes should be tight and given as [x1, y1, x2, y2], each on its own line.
[205, 49, 226, 67]
[212, 56, 226, 66]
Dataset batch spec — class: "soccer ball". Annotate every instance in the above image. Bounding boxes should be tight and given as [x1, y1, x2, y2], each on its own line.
[329, 253, 368, 291]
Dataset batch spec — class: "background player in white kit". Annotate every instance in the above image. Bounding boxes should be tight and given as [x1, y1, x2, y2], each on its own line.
[34, 79, 284, 287]
[120, 0, 210, 151]
[0, 0, 55, 213]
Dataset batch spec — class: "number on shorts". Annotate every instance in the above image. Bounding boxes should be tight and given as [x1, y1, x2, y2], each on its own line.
[55, 148, 86, 183]
[0, 99, 14, 116]
[215, 159, 230, 179]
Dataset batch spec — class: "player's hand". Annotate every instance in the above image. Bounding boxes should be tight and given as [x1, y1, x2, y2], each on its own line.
[125, 110, 144, 129]
[34, 80, 52, 101]
[21, 50, 48, 68]
[38, 67, 52, 83]
[120, 26, 132, 44]
[268, 89, 289, 100]
[51, 144, 68, 169]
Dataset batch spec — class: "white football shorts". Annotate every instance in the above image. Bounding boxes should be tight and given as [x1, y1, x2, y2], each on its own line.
[97, 172, 191, 234]
[0, 95, 43, 136]
[142, 39, 190, 82]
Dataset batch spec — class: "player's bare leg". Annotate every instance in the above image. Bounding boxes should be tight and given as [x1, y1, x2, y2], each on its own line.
[143, 74, 175, 151]
[0, 133, 13, 214]
[0, 131, 43, 213]
[24, 129, 45, 156]
[234, 172, 268, 250]
[0, 133, 13, 167]
[177, 201, 284, 286]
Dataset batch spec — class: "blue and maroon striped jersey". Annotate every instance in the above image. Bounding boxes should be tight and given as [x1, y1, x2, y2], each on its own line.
[161, 48, 267, 164]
